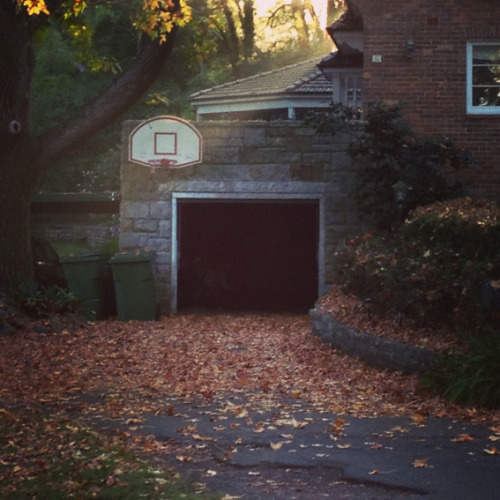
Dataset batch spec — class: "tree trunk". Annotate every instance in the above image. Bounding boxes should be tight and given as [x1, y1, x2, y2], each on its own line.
[0, 5, 40, 292]
[0, 4, 178, 295]
[0, 150, 39, 293]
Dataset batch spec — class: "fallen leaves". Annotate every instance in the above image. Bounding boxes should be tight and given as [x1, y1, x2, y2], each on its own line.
[336, 443, 351, 449]
[451, 433, 474, 443]
[412, 457, 429, 468]
[1, 309, 500, 499]
[484, 446, 499, 455]
[1, 312, 499, 427]
[270, 441, 285, 450]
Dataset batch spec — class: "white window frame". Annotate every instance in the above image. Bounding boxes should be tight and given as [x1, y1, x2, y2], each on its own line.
[466, 41, 500, 115]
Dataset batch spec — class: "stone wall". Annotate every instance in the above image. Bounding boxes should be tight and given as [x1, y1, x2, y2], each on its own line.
[310, 309, 438, 374]
[31, 194, 119, 250]
[32, 213, 119, 250]
[120, 120, 364, 314]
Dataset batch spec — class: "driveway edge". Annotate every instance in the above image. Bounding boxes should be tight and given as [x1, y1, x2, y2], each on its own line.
[310, 308, 439, 374]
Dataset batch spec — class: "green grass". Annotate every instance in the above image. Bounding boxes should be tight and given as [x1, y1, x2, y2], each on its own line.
[0, 409, 216, 499]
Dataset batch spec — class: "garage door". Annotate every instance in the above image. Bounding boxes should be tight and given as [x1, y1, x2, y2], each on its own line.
[177, 200, 319, 312]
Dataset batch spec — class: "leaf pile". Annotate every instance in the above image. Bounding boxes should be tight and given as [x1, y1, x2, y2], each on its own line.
[1, 312, 498, 423]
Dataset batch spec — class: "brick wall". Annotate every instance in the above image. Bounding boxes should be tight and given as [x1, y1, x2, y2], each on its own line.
[120, 120, 363, 313]
[355, 0, 500, 198]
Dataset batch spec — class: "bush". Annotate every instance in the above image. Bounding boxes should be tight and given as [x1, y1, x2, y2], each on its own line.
[12, 285, 81, 318]
[349, 103, 473, 231]
[332, 198, 500, 331]
[309, 102, 474, 231]
[423, 329, 500, 409]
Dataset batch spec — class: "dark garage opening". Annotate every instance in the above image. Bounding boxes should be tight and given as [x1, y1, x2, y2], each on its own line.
[177, 199, 319, 313]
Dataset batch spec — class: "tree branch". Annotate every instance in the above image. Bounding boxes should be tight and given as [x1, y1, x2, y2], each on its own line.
[37, 28, 177, 169]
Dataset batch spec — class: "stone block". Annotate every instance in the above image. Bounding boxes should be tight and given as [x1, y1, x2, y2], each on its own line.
[150, 201, 171, 219]
[147, 238, 170, 252]
[121, 201, 149, 219]
[134, 219, 158, 233]
[119, 232, 150, 249]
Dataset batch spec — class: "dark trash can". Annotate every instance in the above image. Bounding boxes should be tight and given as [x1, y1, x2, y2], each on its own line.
[32, 238, 67, 289]
[110, 250, 157, 321]
[61, 253, 109, 320]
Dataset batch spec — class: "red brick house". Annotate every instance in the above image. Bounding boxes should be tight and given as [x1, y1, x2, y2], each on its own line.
[323, 0, 500, 199]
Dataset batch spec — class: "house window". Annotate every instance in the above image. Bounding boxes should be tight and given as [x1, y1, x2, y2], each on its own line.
[467, 42, 500, 114]
[335, 73, 363, 109]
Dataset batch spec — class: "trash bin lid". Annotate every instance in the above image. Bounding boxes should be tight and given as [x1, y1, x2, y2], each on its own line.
[60, 252, 108, 263]
[110, 249, 154, 263]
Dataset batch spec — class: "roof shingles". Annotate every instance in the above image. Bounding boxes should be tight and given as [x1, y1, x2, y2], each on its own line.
[190, 59, 331, 102]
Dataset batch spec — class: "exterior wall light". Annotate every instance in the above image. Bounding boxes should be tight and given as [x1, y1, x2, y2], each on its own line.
[405, 40, 415, 59]
[393, 180, 409, 221]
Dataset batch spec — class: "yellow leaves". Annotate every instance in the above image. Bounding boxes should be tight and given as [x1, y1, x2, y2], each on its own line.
[254, 422, 265, 433]
[18, 0, 49, 15]
[134, 0, 192, 42]
[336, 443, 351, 449]
[451, 433, 474, 443]
[412, 457, 429, 468]
[290, 417, 307, 429]
[329, 417, 347, 436]
[192, 433, 215, 442]
[490, 424, 500, 434]
[410, 413, 427, 426]
[484, 446, 499, 455]
[18, 0, 88, 17]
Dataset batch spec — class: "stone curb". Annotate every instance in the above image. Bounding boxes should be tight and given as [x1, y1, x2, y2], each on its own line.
[310, 308, 439, 374]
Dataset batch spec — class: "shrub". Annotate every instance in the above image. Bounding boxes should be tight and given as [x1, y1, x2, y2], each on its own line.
[332, 198, 500, 331]
[12, 285, 81, 318]
[349, 103, 473, 231]
[423, 329, 500, 409]
[309, 102, 474, 231]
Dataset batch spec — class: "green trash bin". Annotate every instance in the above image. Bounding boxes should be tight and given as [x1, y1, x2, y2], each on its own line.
[110, 249, 157, 321]
[61, 253, 109, 320]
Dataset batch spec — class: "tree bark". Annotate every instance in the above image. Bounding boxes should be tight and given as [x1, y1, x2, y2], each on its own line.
[0, 4, 40, 292]
[0, 3, 178, 295]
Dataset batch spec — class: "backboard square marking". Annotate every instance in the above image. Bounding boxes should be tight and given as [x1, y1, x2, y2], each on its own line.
[155, 132, 177, 155]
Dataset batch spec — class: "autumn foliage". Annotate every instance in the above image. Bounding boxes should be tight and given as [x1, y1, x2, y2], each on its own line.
[332, 197, 500, 332]
[1, 309, 499, 495]
[17, 0, 191, 41]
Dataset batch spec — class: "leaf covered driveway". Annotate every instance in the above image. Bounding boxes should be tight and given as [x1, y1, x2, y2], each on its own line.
[1, 313, 494, 422]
